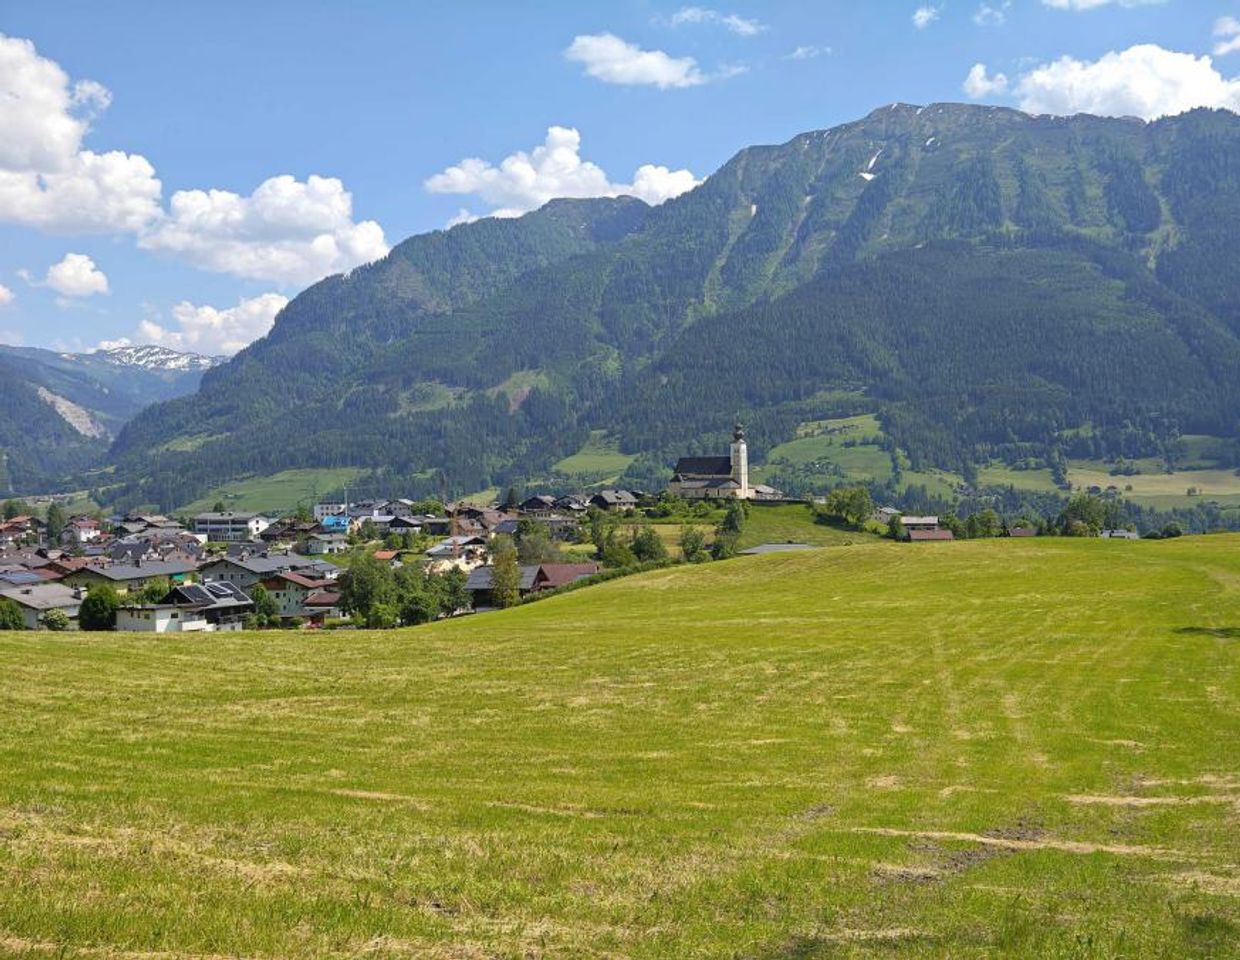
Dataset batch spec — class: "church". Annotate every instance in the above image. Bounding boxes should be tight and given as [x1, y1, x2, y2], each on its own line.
[667, 424, 783, 501]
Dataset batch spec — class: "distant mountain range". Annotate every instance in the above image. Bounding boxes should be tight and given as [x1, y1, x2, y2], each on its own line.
[0, 344, 220, 494]
[14, 101, 1240, 509]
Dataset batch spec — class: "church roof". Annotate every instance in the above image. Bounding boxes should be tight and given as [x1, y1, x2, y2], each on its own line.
[672, 456, 732, 478]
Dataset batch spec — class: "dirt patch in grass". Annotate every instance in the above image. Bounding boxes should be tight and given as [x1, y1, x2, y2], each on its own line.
[1065, 794, 1236, 808]
[850, 826, 1190, 860]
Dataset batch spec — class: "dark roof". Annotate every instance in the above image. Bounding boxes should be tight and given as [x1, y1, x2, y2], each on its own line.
[908, 529, 955, 541]
[533, 563, 599, 589]
[466, 565, 539, 592]
[202, 555, 336, 576]
[73, 559, 198, 581]
[737, 543, 817, 555]
[166, 581, 253, 610]
[672, 456, 732, 478]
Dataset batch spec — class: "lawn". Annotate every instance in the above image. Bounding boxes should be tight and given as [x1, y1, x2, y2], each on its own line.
[737, 501, 882, 549]
[1067, 462, 1240, 508]
[1, 537, 1239, 957]
[553, 430, 636, 482]
[178, 468, 366, 516]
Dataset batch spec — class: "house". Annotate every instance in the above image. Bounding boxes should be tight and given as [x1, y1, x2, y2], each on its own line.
[424, 535, 488, 573]
[191, 512, 271, 542]
[668, 424, 784, 501]
[900, 516, 941, 533]
[907, 529, 955, 542]
[62, 559, 198, 595]
[589, 489, 642, 511]
[466, 564, 541, 607]
[313, 502, 347, 521]
[61, 516, 103, 546]
[1007, 526, 1039, 538]
[531, 562, 600, 591]
[0, 583, 83, 629]
[199, 554, 338, 590]
[109, 532, 203, 565]
[874, 506, 901, 525]
[372, 549, 399, 566]
[554, 494, 589, 514]
[259, 519, 320, 544]
[1101, 529, 1140, 540]
[259, 571, 338, 618]
[302, 589, 343, 624]
[304, 532, 348, 555]
[0, 515, 42, 546]
[518, 495, 558, 517]
[116, 582, 253, 633]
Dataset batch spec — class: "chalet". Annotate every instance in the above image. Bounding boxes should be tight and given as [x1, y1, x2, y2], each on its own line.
[199, 554, 337, 590]
[0, 515, 43, 546]
[305, 532, 348, 555]
[589, 489, 642, 510]
[116, 582, 253, 633]
[554, 494, 589, 513]
[109, 531, 203, 565]
[900, 516, 941, 533]
[1101, 529, 1140, 540]
[518, 495, 558, 517]
[425, 535, 488, 573]
[260, 571, 338, 618]
[191, 512, 271, 542]
[531, 562, 600, 591]
[302, 589, 343, 623]
[62, 559, 198, 595]
[259, 519, 320, 544]
[907, 529, 955, 542]
[0, 583, 83, 629]
[62, 516, 103, 547]
[874, 506, 901, 525]
[466, 564, 540, 607]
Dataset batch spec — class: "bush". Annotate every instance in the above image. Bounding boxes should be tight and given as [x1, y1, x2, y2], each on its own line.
[0, 598, 25, 630]
[79, 584, 119, 631]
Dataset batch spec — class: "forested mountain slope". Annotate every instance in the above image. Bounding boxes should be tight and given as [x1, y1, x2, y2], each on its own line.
[102, 103, 1240, 510]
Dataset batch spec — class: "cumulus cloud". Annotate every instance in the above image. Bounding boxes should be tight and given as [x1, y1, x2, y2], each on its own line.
[1216, 16, 1240, 57]
[139, 175, 388, 287]
[564, 33, 715, 88]
[135, 292, 288, 356]
[974, 2, 1011, 25]
[425, 126, 700, 222]
[963, 63, 1010, 97]
[668, 7, 766, 36]
[785, 45, 831, 60]
[45, 253, 108, 297]
[912, 5, 941, 29]
[0, 283, 13, 307]
[1015, 45, 1240, 119]
[1040, 0, 1164, 9]
[0, 33, 162, 233]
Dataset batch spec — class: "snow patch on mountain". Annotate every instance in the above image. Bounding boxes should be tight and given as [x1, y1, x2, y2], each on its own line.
[95, 345, 222, 371]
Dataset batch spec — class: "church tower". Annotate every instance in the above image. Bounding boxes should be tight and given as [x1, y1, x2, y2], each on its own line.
[730, 422, 750, 497]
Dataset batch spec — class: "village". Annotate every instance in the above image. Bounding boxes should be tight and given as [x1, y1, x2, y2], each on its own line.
[0, 426, 1142, 631]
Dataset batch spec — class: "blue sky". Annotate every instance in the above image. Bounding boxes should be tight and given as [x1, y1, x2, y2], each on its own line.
[0, 0, 1236, 354]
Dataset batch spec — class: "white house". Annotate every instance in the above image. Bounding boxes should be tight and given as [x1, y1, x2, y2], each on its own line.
[0, 583, 83, 629]
[191, 512, 271, 542]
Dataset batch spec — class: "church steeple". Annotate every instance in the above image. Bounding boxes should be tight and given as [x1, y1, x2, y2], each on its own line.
[730, 422, 749, 494]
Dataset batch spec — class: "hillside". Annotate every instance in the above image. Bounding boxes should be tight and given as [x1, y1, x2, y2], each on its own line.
[100, 103, 1240, 511]
[2, 537, 1238, 956]
[0, 344, 219, 493]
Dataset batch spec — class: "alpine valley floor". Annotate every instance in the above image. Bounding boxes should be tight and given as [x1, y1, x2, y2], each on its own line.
[1, 536, 1239, 958]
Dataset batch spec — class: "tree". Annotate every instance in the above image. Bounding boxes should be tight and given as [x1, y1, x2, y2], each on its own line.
[338, 554, 395, 622]
[711, 531, 739, 560]
[45, 502, 67, 544]
[965, 508, 1002, 539]
[490, 535, 521, 608]
[1059, 494, 1107, 535]
[249, 583, 280, 627]
[817, 486, 874, 529]
[886, 515, 906, 541]
[438, 566, 469, 616]
[0, 599, 26, 630]
[212, 501, 227, 513]
[78, 585, 119, 631]
[138, 577, 171, 605]
[631, 526, 668, 563]
[602, 538, 638, 568]
[721, 500, 748, 535]
[679, 525, 708, 562]
[366, 602, 400, 629]
[515, 518, 560, 564]
[41, 609, 70, 631]
[3, 499, 28, 520]
[501, 487, 519, 512]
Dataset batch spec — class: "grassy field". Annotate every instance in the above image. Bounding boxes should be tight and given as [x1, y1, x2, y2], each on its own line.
[553, 431, 636, 483]
[2, 537, 1240, 957]
[178, 468, 366, 516]
[738, 502, 881, 549]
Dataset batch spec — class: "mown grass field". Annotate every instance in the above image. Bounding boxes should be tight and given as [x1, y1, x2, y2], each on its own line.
[553, 431, 637, 482]
[2, 537, 1239, 958]
[178, 468, 366, 515]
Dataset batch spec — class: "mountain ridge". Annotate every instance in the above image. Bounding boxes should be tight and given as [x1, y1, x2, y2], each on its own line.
[31, 102, 1240, 508]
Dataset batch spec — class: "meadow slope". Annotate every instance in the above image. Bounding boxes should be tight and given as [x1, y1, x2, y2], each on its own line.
[1, 537, 1239, 958]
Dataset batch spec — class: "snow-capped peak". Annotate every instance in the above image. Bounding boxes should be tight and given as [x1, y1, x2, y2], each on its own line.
[96, 344, 222, 371]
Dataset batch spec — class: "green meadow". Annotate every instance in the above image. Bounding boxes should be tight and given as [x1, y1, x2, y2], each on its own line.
[177, 468, 366, 516]
[2, 537, 1239, 958]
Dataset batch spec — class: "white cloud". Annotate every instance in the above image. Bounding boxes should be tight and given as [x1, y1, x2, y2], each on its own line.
[0, 284, 13, 307]
[565, 33, 710, 88]
[135, 292, 288, 356]
[912, 5, 942, 28]
[0, 33, 162, 233]
[963, 63, 1010, 97]
[425, 126, 700, 221]
[785, 45, 831, 60]
[1015, 44, 1240, 119]
[1216, 16, 1240, 57]
[45, 253, 108, 297]
[668, 7, 766, 36]
[139, 175, 388, 286]
[974, 2, 1011, 25]
[1040, 0, 1164, 9]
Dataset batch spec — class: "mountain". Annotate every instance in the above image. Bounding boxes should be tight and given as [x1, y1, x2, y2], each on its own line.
[98, 103, 1240, 510]
[0, 344, 221, 493]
